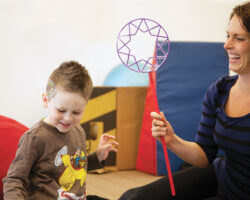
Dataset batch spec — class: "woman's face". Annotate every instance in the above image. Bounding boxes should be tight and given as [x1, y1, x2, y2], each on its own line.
[224, 15, 250, 74]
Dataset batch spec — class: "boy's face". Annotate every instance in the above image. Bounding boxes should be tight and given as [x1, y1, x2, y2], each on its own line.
[44, 90, 87, 133]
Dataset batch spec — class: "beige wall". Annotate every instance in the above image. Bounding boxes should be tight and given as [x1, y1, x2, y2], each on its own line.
[0, 0, 245, 126]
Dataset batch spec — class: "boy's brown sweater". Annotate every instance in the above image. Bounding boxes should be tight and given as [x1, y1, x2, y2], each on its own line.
[3, 120, 103, 200]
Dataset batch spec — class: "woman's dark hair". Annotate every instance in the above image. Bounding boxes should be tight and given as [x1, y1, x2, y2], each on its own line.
[230, 1, 250, 33]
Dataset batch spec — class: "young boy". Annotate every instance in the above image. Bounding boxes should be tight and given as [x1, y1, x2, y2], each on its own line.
[3, 61, 118, 200]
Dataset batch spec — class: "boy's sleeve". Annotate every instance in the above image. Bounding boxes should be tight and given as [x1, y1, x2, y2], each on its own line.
[87, 152, 105, 171]
[3, 132, 40, 200]
[77, 125, 105, 171]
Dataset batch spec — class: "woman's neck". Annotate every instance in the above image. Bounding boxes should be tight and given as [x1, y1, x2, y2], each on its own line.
[234, 74, 250, 96]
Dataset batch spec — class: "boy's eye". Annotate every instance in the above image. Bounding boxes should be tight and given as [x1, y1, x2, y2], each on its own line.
[57, 109, 65, 113]
[73, 111, 81, 115]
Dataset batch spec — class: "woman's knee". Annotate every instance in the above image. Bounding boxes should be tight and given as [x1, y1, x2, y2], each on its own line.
[119, 187, 144, 200]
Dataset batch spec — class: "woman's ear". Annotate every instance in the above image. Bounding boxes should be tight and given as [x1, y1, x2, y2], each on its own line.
[42, 93, 49, 108]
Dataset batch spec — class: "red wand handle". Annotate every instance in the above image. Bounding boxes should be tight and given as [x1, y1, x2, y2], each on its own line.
[159, 112, 176, 197]
[149, 71, 175, 196]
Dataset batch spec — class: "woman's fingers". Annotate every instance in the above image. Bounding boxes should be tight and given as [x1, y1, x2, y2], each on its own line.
[152, 118, 166, 127]
[152, 131, 166, 138]
[151, 124, 166, 132]
[151, 111, 170, 127]
[150, 111, 162, 119]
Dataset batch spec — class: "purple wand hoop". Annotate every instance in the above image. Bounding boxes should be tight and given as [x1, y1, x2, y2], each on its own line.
[116, 18, 169, 72]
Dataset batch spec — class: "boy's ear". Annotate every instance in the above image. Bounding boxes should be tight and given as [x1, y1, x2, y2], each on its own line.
[42, 93, 49, 108]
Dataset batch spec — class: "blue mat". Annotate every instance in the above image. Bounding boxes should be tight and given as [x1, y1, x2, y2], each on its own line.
[156, 42, 229, 174]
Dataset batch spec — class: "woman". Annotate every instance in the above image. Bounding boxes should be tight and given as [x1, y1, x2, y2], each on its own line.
[119, 1, 250, 200]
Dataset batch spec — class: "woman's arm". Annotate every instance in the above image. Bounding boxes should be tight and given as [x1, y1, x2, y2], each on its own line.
[168, 134, 209, 168]
[151, 112, 209, 168]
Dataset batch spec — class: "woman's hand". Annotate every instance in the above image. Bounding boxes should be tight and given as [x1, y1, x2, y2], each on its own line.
[151, 112, 175, 145]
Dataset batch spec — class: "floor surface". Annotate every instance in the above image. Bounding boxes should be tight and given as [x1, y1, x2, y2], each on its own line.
[87, 170, 162, 200]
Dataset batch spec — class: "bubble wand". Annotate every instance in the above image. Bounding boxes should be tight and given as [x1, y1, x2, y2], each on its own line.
[117, 18, 176, 196]
[149, 69, 176, 197]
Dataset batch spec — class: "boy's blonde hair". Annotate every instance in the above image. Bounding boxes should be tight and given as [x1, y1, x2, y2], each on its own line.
[46, 61, 93, 100]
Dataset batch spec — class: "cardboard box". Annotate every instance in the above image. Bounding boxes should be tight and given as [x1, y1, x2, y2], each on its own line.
[80, 87, 147, 170]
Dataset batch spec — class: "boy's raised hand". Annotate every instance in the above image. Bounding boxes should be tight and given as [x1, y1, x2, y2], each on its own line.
[96, 134, 119, 162]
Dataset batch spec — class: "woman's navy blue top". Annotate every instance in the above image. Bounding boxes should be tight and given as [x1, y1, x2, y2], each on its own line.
[195, 75, 250, 200]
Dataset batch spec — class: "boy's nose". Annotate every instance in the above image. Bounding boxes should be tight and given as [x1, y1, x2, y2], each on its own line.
[63, 112, 73, 122]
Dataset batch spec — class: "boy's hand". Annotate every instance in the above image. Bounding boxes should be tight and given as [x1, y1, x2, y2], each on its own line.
[96, 134, 119, 162]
